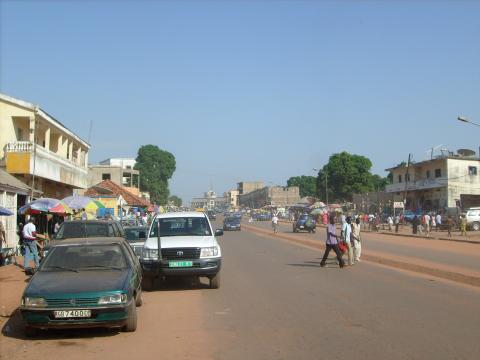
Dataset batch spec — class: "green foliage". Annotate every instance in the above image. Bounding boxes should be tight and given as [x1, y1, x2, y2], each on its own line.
[134, 145, 176, 205]
[169, 195, 183, 207]
[287, 176, 317, 198]
[316, 151, 389, 202]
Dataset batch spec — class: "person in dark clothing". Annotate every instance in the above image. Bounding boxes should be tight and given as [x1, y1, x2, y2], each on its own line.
[412, 215, 418, 234]
[320, 216, 345, 268]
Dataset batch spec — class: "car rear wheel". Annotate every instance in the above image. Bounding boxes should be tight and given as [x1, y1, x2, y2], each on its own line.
[209, 273, 220, 289]
[473, 222, 480, 231]
[123, 301, 137, 332]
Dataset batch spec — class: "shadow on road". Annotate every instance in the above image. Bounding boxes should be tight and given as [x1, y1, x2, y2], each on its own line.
[145, 276, 211, 292]
[1, 309, 120, 340]
[286, 259, 341, 268]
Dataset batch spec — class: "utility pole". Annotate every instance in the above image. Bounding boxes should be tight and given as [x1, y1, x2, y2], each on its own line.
[402, 154, 412, 208]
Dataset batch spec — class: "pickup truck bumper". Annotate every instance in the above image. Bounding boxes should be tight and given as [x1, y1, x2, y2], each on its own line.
[140, 258, 221, 277]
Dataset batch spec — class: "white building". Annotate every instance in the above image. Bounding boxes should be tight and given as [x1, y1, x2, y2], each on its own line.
[386, 150, 480, 210]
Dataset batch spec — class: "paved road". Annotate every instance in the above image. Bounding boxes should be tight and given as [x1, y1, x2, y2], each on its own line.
[250, 219, 480, 275]
[1, 224, 480, 359]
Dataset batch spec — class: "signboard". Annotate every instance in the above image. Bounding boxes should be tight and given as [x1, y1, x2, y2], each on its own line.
[394, 202, 404, 209]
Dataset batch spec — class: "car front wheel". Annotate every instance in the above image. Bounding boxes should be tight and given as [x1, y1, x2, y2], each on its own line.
[209, 273, 220, 289]
[123, 301, 137, 332]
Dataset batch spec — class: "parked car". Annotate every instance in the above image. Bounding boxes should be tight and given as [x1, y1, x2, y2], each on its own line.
[124, 226, 148, 257]
[44, 220, 125, 259]
[20, 237, 142, 336]
[465, 208, 480, 231]
[140, 212, 223, 290]
[121, 218, 147, 228]
[293, 214, 316, 233]
[223, 217, 241, 231]
[207, 210, 217, 221]
[402, 210, 422, 223]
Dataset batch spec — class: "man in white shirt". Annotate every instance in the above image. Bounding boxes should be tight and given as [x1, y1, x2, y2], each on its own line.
[435, 213, 442, 231]
[272, 213, 279, 233]
[424, 213, 431, 236]
[342, 217, 354, 266]
[22, 217, 39, 272]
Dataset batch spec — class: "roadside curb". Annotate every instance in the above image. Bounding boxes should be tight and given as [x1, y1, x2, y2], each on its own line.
[278, 219, 480, 245]
[242, 224, 480, 288]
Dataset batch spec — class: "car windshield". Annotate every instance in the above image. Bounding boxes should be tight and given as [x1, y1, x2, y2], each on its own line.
[42, 244, 127, 271]
[150, 217, 212, 237]
[55, 223, 110, 239]
[125, 227, 147, 242]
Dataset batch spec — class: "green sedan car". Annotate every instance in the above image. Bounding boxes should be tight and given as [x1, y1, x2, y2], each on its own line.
[20, 237, 142, 336]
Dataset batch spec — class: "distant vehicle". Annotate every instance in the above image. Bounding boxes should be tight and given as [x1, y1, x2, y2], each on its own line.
[255, 213, 271, 221]
[207, 210, 217, 221]
[293, 214, 316, 233]
[465, 207, 480, 231]
[120, 218, 147, 228]
[223, 217, 241, 231]
[124, 226, 148, 257]
[402, 210, 422, 223]
[140, 212, 223, 290]
[20, 237, 142, 336]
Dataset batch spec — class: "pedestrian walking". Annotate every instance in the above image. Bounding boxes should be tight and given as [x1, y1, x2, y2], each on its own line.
[460, 215, 467, 237]
[22, 217, 40, 274]
[0, 219, 6, 266]
[431, 214, 436, 233]
[351, 217, 362, 262]
[412, 215, 418, 234]
[424, 213, 431, 236]
[320, 216, 345, 268]
[446, 215, 453, 237]
[436, 213, 442, 231]
[342, 216, 354, 265]
[394, 214, 400, 233]
[272, 213, 278, 234]
[387, 215, 393, 232]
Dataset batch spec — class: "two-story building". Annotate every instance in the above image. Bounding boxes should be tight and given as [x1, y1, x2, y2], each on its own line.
[0, 93, 90, 198]
[385, 151, 480, 211]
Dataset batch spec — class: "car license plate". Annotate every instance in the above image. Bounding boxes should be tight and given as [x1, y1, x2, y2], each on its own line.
[54, 310, 91, 318]
[169, 261, 193, 268]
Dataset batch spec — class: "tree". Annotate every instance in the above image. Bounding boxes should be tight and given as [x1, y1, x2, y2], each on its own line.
[287, 176, 317, 198]
[316, 152, 376, 202]
[169, 195, 183, 207]
[134, 145, 176, 205]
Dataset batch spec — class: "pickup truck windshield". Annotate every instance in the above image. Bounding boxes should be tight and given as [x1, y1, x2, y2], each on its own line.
[150, 217, 212, 237]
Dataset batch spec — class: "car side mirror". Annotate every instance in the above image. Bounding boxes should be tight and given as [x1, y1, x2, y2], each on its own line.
[215, 229, 224, 237]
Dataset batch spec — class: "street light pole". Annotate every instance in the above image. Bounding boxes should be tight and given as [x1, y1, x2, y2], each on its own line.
[457, 116, 480, 127]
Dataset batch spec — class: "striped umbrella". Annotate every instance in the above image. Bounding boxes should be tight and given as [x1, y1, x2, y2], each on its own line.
[0, 205, 14, 216]
[19, 198, 72, 215]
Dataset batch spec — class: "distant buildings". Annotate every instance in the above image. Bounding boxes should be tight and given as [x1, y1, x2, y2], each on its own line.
[0, 93, 90, 199]
[386, 150, 480, 210]
[225, 189, 239, 208]
[238, 185, 300, 208]
[191, 190, 227, 210]
[237, 181, 264, 195]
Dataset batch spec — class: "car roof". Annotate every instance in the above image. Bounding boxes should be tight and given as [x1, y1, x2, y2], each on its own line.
[61, 220, 118, 224]
[155, 211, 207, 219]
[49, 237, 127, 247]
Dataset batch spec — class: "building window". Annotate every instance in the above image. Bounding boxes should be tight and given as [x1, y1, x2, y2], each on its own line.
[398, 175, 402, 183]
[102, 173, 111, 180]
[426, 170, 430, 179]
[469, 166, 477, 175]
[17, 128, 23, 140]
[435, 169, 441, 178]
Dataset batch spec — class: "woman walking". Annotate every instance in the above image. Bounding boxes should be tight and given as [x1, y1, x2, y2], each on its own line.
[320, 215, 345, 268]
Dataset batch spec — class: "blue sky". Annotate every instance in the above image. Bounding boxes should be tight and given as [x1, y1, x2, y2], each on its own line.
[1, 0, 479, 204]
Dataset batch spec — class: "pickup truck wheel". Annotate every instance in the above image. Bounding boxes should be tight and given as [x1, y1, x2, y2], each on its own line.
[24, 326, 38, 338]
[123, 301, 137, 332]
[209, 273, 220, 289]
[472, 222, 480, 231]
[142, 276, 154, 291]
[135, 288, 143, 307]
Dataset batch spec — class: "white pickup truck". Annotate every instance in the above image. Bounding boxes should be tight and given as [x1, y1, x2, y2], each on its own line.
[140, 212, 223, 290]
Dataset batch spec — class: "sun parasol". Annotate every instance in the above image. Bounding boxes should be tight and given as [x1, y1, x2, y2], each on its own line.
[62, 195, 105, 212]
[0, 205, 14, 216]
[19, 198, 72, 215]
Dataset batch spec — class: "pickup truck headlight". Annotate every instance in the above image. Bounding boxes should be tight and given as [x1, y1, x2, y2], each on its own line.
[98, 293, 127, 305]
[200, 246, 219, 258]
[142, 248, 158, 260]
[23, 297, 47, 308]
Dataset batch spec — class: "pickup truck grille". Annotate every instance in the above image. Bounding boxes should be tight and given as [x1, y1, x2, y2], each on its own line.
[161, 248, 201, 260]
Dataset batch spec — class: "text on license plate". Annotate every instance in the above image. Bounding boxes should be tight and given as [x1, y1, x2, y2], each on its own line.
[54, 310, 91, 318]
[169, 261, 193, 268]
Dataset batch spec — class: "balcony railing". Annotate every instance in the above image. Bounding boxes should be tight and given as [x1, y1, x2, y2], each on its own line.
[5, 141, 86, 169]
